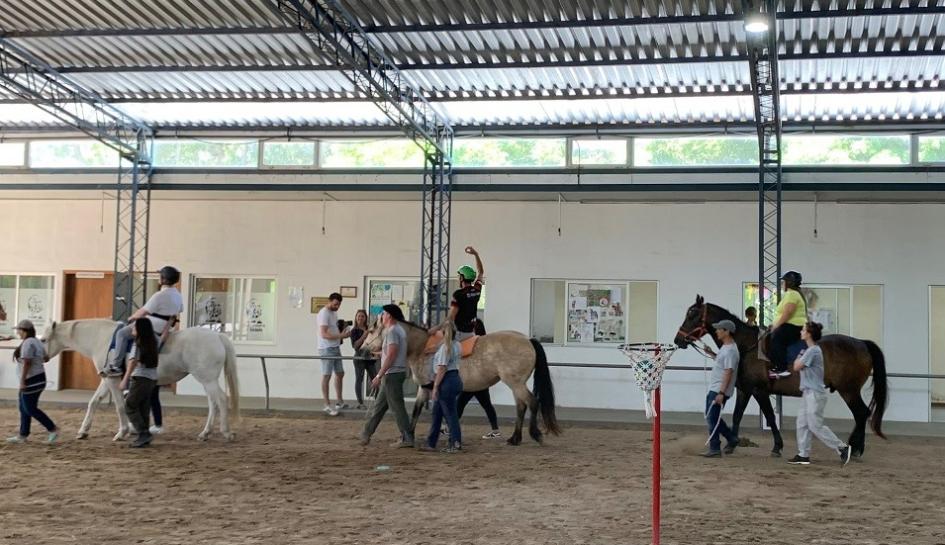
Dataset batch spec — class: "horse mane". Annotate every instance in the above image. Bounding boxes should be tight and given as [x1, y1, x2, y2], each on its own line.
[707, 303, 759, 333]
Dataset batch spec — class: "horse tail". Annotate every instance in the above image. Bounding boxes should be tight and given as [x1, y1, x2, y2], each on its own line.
[863, 340, 887, 439]
[221, 334, 241, 422]
[530, 338, 560, 435]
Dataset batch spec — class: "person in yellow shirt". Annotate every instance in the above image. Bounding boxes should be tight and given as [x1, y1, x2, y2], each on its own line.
[769, 271, 808, 377]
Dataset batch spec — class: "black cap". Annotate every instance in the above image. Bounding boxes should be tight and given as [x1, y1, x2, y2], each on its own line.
[381, 304, 405, 322]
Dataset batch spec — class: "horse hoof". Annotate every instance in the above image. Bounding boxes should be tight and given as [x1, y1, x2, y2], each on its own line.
[197, 434, 209, 442]
[112, 434, 126, 442]
[223, 433, 236, 442]
[76, 433, 89, 440]
[770, 450, 782, 458]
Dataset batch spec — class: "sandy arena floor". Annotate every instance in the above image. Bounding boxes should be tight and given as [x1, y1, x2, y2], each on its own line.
[0, 406, 943, 545]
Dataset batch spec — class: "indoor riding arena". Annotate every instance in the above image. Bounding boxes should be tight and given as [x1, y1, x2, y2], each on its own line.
[1, 2, 944, 544]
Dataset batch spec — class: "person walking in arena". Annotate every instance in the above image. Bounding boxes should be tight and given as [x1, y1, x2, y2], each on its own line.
[420, 323, 464, 453]
[788, 321, 852, 466]
[6, 320, 58, 444]
[456, 318, 501, 439]
[359, 304, 414, 448]
[119, 318, 162, 448]
[700, 319, 740, 458]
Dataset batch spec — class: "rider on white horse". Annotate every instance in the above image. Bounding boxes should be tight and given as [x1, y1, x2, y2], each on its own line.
[103, 266, 183, 377]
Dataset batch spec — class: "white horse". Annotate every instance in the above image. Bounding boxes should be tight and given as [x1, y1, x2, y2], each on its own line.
[43, 319, 240, 441]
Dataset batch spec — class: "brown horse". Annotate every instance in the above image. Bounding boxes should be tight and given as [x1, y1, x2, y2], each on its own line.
[674, 295, 888, 458]
[360, 319, 560, 445]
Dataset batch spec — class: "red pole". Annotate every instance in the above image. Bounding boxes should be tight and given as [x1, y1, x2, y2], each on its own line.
[653, 386, 661, 545]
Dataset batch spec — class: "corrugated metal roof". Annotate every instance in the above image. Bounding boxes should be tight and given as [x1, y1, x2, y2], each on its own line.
[0, 0, 943, 131]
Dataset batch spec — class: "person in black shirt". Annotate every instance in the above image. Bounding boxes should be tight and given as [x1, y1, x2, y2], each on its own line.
[432, 246, 484, 341]
[348, 309, 378, 409]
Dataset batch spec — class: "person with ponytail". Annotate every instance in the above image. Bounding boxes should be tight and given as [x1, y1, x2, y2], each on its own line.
[6, 320, 58, 444]
[421, 322, 464, 453]
[120, 317, 161, 448]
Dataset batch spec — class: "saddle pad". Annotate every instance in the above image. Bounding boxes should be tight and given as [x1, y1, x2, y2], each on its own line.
[423, 332, 478, 358]
[758, 332, 806, 366]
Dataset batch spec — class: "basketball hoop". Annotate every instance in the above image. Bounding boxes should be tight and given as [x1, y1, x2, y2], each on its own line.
[618, 342, 677, 545]
[618, 342, 677, 418]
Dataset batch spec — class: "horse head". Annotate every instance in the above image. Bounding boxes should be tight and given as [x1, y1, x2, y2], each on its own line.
[674, 295, 730, 349]
[0, 301, 6, 322]
[359, 315, 385, 359]
[41, 321, 70, 358]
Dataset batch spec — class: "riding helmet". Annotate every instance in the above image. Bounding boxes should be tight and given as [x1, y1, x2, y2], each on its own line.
[781, 270, 802, 288]
[159, 265, 181, 286]
[457, 265, 477, 282]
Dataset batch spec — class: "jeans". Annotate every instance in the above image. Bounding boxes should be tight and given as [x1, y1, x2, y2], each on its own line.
[361, 372, 413, 442]
[770, 323, 802, 372]
[18, 373, 56, 437]
[151, 385, 163, 428]
[353, 359, 378, 405]
[126, 376, 157, 438]
[796, 390, 845, 457]
[705, 391, 737, 452]
[107, 323, 134, 370]
[427, 371, 463, 448]
[457, 388, 499, 430]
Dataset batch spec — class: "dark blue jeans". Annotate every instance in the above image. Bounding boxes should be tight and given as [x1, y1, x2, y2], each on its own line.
[151, 385, 163, 427]
[19, 374, 56, 437]
[705, 391, 737, 452]
[427, 371, 463, 448]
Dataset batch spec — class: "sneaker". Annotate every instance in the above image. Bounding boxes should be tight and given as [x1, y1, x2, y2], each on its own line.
[788, 455, 811, 465]
[417, 445, 437, 452]
[723, 442, 737, 455]
[441, 444, 462, 453]
[335, 402, 349, 410]
[358, 433, 371, 446]
[838, 446, 851, 466]
[102, 365, 124, 378]
[482, 430, 502, 439]
[356, 404, 367, 410]
[149, 426, 164, 435]
[46, 430, 59, 444]
[129, 434, 152, 448]
[323, 406, 339, 417]
[5, 435, 26, 444]
[776, 370, 792, 378]
[390, 440, 414, 449]
[699, 450, 721, 458]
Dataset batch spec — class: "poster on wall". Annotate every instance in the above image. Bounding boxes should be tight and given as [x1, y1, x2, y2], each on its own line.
[0, 279, 14, 338]
[567, 283, 626, 345]
[194, 292, 227, 332]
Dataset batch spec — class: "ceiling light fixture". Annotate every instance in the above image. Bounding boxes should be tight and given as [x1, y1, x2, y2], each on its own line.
[744, 12, 769, 33]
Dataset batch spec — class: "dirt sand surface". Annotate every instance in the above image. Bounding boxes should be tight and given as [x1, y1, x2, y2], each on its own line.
[1, 406, 943, 545]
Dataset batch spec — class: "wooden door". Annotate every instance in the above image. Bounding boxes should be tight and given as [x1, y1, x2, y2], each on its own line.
[61, 272, 113, 390]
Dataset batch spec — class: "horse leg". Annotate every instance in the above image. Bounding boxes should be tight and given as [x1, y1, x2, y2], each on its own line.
[839, 389, 870, 459]
[507, 385, 529, 446]
[205, 381, 233, 442]
[755, 393, 784, 457]
[729, 388, 752, 446]
[103, 378, 132, 441]
[198, 382, 218, 441]
[410, 387, 430, 437]
[77, 379, 110, 439]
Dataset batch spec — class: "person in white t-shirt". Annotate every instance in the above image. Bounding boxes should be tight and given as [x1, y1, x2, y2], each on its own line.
[317, 293, 351, 416]
[104, 266, 183, 377]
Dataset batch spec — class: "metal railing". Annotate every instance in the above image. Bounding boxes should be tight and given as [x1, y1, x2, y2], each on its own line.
[233, 352, 945, 411]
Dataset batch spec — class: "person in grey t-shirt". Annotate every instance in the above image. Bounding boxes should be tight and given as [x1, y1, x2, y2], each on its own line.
[700, 319, 740, 458]
[120, 318, 162, 448]
[359, 304, 415, 448]
[6, 320, 58, 444]
[788, 322, 851, 466]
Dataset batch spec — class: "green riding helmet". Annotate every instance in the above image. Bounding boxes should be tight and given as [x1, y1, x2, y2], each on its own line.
[457, 265, 477, 282]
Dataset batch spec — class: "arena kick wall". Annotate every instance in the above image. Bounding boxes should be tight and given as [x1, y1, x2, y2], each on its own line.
[0, 198, 938, 422]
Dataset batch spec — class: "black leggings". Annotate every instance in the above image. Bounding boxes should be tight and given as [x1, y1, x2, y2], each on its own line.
[770, 323, 802, 372]
[151, 386, 163, 428]
[457, 389, 499, 430]
[353, 359, 378, 405]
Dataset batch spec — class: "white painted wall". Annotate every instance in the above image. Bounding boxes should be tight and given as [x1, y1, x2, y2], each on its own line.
[0, 197, 939, 422]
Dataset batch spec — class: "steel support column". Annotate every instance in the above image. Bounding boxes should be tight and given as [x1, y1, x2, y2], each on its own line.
[273, 0, 454, 325]
[744, 0, 783, 326]
[0, 38, 154, 321]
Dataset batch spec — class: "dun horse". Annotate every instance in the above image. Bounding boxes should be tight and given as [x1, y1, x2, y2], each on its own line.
[674, 295, 887, 458]
[361, 319, 560, 445]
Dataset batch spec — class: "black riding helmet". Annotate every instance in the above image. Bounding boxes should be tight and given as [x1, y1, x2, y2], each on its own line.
[781, 270, 802, 289]
[159, 265, 181, 286]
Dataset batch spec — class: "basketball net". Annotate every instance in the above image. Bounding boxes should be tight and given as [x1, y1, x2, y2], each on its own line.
[619, 343, 677, 418]
[619, 342, 677, 545]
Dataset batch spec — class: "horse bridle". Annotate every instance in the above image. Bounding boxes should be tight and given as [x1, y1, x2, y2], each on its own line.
[676, 304, 717, 358]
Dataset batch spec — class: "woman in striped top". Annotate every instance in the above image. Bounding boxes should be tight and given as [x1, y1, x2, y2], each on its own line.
[6, 320, 58, 444]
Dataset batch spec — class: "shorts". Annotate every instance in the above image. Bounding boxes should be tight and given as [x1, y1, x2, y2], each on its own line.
[319, 347, 344, 376]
